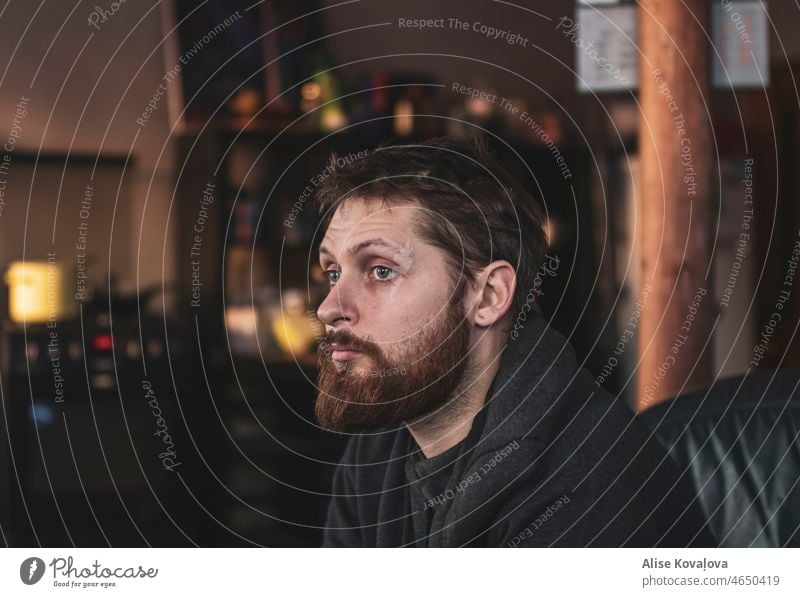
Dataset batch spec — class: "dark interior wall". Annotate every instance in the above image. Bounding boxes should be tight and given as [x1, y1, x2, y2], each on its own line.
[322, 0, 582, 123]
[0, 1, 177, 311]
[0, 158, 132, 297]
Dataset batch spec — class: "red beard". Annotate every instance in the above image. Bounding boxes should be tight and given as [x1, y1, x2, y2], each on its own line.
[315, 299, 471, 433]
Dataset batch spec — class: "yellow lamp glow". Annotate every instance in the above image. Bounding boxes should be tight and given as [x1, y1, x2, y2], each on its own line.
[4, 260, 76, 324]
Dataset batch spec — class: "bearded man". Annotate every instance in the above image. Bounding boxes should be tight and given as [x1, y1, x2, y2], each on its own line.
[313, 136, 716, 548]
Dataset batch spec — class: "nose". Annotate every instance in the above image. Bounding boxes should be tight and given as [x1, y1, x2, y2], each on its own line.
[316, 280, 358, 329]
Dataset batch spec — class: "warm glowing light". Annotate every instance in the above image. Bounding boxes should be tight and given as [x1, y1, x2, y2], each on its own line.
[321, 105, 347, 131]
[301, 81, 322, 101]
[394, 99, 413, 136]
[4, 261, 75, 324]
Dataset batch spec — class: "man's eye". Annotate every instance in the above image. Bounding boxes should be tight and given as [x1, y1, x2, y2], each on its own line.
[325, 269, 340, 284]
[370, 265, 397, 281]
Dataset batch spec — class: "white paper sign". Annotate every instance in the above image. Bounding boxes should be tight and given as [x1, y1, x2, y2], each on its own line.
[712, 0, 769, 88]
[572, 6, 638, 93]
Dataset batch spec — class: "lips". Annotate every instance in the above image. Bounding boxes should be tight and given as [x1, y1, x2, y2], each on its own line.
[330, 344, 361, 361]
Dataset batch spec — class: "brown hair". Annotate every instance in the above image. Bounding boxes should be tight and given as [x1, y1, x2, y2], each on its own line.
[313, 135, 547, 317]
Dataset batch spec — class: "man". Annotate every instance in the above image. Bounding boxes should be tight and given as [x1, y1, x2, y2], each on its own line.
[313, 136, 716, 547]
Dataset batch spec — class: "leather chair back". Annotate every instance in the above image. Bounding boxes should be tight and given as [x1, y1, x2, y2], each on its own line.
[639, 370, 800, 547]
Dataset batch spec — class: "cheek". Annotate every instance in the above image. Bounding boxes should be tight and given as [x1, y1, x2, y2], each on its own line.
[366, 279, 452, 344]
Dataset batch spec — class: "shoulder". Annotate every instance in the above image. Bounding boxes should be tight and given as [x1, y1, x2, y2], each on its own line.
[487, 375, 695, 546]
[555, 371, 656, 464]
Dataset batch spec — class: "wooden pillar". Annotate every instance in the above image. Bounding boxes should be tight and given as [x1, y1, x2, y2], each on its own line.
[636, 0, 714, 411]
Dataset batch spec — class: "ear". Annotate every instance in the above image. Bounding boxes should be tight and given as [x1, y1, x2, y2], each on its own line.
[468, 260, 517, 327]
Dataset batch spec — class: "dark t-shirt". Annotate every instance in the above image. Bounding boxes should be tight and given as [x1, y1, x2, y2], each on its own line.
[404, 440, 463, 546]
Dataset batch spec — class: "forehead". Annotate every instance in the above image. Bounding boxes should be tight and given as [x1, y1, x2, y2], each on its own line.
[320, 197, 419, 253]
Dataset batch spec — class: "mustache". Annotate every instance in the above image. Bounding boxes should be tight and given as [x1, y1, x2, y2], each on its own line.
[318, 329, 384, 362]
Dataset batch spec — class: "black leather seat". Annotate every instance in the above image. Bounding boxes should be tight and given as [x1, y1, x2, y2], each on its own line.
[638, 369, 800, 547]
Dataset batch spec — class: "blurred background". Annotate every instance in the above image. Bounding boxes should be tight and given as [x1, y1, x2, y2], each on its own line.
[0, 0, 799, 547]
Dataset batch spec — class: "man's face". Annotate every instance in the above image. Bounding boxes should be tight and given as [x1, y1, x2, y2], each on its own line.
[314, 197, 473, 432]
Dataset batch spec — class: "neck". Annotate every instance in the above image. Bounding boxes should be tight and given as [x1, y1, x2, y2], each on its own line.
[405, 338, 504, 458]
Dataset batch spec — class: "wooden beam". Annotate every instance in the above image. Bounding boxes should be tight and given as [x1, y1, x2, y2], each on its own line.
[636, 0, 714, 411]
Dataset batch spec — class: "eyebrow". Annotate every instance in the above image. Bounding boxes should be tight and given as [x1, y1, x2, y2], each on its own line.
[319, 238, 402, 260]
